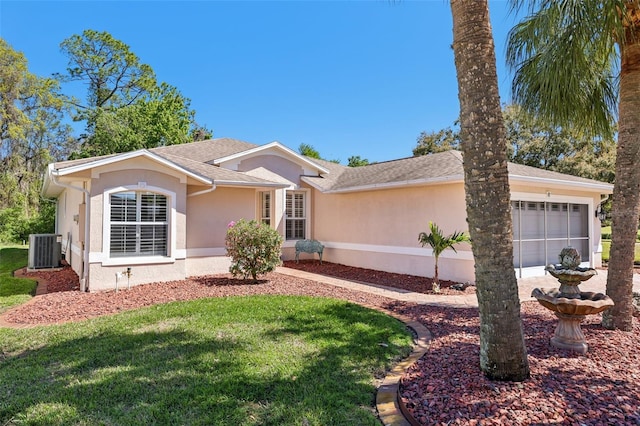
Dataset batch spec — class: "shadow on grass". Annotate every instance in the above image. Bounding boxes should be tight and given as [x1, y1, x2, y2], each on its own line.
[0, 295, 412, 426]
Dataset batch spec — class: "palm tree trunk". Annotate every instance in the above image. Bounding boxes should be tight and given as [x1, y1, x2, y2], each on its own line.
[603, 8, 640, 331]
[450, 0, 529, 381]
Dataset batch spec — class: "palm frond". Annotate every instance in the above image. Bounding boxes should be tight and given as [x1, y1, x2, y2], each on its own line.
[506, 0, 627, 139]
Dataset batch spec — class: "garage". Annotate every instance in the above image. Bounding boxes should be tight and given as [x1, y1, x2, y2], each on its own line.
[512, 200, 590, 277]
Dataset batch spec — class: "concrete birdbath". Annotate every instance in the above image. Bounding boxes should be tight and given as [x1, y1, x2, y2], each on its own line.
[531, 247, 614, 354]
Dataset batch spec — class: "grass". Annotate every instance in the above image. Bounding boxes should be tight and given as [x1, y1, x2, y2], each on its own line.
[600, 240, 640, 263]
[0, 249, 413, 425]
[0, 245, 37, 314]
[600, 227, 640, 263]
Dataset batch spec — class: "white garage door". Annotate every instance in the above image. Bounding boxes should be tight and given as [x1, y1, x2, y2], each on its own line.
[512, 201, 589, 274]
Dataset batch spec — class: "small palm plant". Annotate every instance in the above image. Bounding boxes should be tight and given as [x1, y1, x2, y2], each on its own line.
[418, 221, 470, 293]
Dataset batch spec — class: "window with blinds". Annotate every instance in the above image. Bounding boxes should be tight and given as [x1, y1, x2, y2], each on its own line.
[285, 192, 306, 240]
[110, 191, 168, 257]
[261, 192, 271, 226]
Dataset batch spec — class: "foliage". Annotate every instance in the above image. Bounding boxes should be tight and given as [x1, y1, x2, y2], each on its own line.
[418, 221, 469, 292]
[298, 143, 321, 159]
[0, 295, 412, 425]
[225, 219, 283, 282]
[347, 155, 370, 167]
[57, 30, 199, 158]
[601, 241, 640, 264]
[0, 38, 75, 221]
[77, 83, 195, 157]
[297, 143, 347, 164]
[189, 124, 213, 141]
[412, 125, 460, 156]
[507, 0, 640, 331]
[0, 246, 37, 313]
[503, 105, 616, 183]
[507, 0, 623, 140]
[413, 105, 616, 184]
[601, 226, 640, 242]
[58, 29, 157, 114]
[0, 202, 55, 243]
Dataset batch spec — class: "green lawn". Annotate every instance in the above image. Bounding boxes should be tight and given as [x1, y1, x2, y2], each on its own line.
[600, 227, 640, 263]
[0, 246, 37, 314]
[0, 253, 412, 425]
[600, 240, 640, 263]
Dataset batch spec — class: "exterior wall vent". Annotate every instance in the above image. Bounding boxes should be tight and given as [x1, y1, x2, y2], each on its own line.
[28, 234, 62, 269]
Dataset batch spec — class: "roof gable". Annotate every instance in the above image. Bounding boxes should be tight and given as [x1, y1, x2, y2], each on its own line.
[213, 141, 330, 176]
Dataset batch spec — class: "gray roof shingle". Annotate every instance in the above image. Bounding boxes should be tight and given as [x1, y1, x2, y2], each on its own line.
[303, 150, 611, 192]
[51, 140, 612, 194]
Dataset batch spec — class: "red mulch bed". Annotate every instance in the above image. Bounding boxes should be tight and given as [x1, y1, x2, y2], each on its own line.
[282, 260, 476, 295]
[3, 264, 639, 425]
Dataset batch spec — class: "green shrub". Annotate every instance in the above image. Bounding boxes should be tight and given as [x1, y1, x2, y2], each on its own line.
[0, 203, 55, 243]
[600, 226, 640, 242]
[225, 219, 283, 282]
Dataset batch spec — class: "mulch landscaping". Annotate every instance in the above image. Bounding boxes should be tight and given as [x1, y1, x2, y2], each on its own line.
[3, 261, 639, 425]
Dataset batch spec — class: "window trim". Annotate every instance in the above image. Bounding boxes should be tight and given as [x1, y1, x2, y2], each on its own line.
[102, 185, 176, 266]
[259, 191, 271, 226]
[284, 190, 309, 241]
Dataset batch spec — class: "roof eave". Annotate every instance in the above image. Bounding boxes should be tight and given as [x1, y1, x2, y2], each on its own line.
[215, 180, 291, 189]
[53, 150, 213, 185]
[302, 175, 465, 194]
[509, 175, 614, 192]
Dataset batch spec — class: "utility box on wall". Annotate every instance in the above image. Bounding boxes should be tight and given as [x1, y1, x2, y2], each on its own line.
[28, 234, 62, 269]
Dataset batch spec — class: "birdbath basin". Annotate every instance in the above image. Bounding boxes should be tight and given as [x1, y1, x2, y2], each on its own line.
[531, 247, 614, 354]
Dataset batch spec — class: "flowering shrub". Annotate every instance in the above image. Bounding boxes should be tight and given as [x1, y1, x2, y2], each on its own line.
[225, 219, 283, 282]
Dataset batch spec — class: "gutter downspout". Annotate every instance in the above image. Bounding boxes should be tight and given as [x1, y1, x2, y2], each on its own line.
[49, 165, 91, 292]
[187, 184, 216, 197]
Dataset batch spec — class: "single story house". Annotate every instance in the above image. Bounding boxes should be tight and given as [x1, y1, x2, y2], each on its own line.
[42, 138, 613, 292]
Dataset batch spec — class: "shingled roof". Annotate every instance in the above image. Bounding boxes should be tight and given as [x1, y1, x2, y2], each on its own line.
[302, 150, 612, 193]
[49, 139, 612, 194]
[151, 138, 258, 164]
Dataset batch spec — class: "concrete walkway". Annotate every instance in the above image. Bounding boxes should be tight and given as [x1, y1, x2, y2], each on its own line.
[277, 267, 640, 307]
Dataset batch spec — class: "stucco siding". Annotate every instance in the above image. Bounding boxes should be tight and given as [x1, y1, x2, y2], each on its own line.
[185, 256, 232, 277]
[237, 155, 305, 185]
[307, 183, 475, 282]
[312, 183, 469, 246]
[85, 163, 187, 291]
[186, 186, 257, 250]
[55, 184, 85, 277]
[88, 260, 187, 292]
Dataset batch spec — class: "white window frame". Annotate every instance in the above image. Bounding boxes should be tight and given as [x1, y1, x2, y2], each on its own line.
[285, 190, 309, 240]
[260, 191, 271, 226]
[101, 185, 176, 266]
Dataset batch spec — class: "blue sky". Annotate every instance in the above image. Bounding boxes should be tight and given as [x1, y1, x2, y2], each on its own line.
[1, 1, 520, 164]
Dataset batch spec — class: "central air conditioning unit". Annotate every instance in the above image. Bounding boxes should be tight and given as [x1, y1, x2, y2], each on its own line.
[28, 234, 62, 269]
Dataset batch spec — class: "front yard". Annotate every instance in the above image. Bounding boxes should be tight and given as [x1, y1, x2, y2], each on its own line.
[0, 295, 412, 425]
[0, 248, 412, 425]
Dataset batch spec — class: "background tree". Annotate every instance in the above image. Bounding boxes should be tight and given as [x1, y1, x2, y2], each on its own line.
[347, 155, 369, 167]
[418, 221, 469, 293]
[58, 30, 200, 158]
[503, 104, 617, 183]
[0, 38, 74, 241]
[451, 0, 530, 381]
[413, 105, 617, 184]
[412, 125, 460, 156]
[507, 0, 640, 331]
[298, 143, 321, 159]
[78, 83, 195, 157]
[297, 143, 341, 164]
